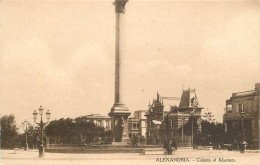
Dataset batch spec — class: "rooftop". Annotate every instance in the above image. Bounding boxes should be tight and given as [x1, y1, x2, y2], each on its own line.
[232, 90, 255, 98]
[179, 88, 201, 108]
[84, 114, 110, 119]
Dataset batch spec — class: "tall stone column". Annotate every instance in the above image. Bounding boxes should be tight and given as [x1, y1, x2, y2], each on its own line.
[109, 0, 131, 144]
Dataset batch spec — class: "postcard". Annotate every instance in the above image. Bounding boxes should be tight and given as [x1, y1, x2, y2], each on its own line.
[0, 0, 259, 165]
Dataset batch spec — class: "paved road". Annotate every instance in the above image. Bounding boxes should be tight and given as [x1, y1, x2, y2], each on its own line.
[1, 149, 259, 165]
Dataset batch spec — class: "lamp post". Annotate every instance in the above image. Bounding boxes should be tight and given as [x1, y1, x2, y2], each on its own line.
[191, 111, 194, 148]
[166, 113, 169, 141]
[240, 109, 246, 153]
[21, 119, 29, 151]
[32, 106, 51, 158]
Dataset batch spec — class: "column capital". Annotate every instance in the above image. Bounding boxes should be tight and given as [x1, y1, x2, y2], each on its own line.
[114, 0, 129, 13]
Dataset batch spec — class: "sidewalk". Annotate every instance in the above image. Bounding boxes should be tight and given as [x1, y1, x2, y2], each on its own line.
[1, 149, 259, 165]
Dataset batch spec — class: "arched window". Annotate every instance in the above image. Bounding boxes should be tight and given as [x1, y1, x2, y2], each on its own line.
[133, 123, 137, 129]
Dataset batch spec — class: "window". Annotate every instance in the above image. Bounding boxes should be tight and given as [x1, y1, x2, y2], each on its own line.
[239, 104, 243, 112]
[133, 123, 137, 129]
[171, 119, 174, 127]
[106, 121, 110, 129]
[132, 122, 139, 130]
[227, 104, 232, 113]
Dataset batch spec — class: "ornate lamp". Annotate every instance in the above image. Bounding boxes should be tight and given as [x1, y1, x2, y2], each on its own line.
[39, 106, 44, 115]
[240, 109, 246, 153]
[33, 110, 38, 122]
[46, 110, 51, 121]
[32, 106, 51, 158]
[21, 119, 29, 151]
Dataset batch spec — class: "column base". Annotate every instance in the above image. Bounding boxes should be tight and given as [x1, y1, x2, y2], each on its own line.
[109, 104, 131, 143]
[109, 104, 129, 114]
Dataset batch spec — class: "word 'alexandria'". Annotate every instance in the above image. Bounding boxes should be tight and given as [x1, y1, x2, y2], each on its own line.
[156, 158, 190, 162]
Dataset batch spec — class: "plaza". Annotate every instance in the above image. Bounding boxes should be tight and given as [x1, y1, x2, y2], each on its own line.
[1, 149, 259, 165]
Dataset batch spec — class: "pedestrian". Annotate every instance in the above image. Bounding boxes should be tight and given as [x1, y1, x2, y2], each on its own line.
[171, 140, 177, 151]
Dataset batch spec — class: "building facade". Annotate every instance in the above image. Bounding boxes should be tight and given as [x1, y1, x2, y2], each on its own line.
[145, 92, 166, 145]
[84, 114, 111, 130]
[145, 89, 203, 146]
[223, 83, 260, 149]
[128, 110, 147, 138]
[167, 89, 203, 147]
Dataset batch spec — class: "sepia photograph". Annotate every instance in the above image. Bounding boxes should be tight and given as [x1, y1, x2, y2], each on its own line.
[0, 0, 259, 164]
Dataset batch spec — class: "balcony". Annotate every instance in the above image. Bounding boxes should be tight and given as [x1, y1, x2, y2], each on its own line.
[223, 111, 257, 121]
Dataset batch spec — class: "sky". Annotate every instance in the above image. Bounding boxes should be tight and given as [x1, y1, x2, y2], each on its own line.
[0, 0, 259, 127]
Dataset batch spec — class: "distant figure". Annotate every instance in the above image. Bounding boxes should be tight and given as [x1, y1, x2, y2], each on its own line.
[233, 140, 238, 151]
[228, 144, 232, 151]
[171, 140, 177, 150]
[239, 143, 245, 152]
[164, 141, 173, 155]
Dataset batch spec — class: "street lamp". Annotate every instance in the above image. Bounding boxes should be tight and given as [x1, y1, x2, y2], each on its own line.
[21, 119, 30, 151]
[240, 109, 246, 153]
[166, 113, 169, 141]
[32, 106, 51, 158]
[191, 111, 194, 148]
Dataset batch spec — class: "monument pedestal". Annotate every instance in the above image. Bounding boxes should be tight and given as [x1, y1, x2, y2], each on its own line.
[109, 104, 131, 145]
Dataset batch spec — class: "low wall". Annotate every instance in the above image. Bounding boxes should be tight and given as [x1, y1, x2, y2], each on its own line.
[45, 147, 143, 153]
[45, 145, 162, 154]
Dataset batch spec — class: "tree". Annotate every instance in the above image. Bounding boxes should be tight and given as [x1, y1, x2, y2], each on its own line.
[212, 123, 225, 148]
[27, 125, 39, 148]
[101, 130, 113, 143]
[201, 120, 214, 145]
[0, 114, 19, 149]
[129, 134, 140, 147]
[202, 112, 215, 123]
[18, 125, 39, 149]
[201, 120, 225, 147]
[45, 117, 112, 145]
